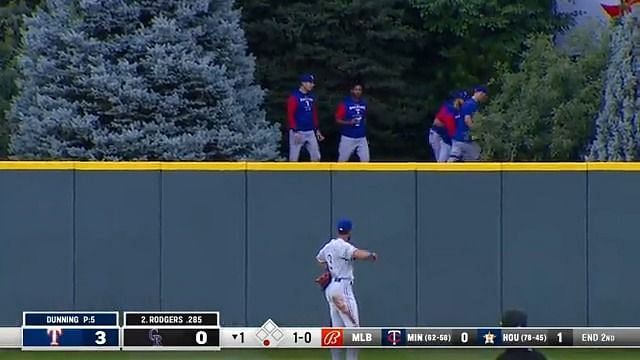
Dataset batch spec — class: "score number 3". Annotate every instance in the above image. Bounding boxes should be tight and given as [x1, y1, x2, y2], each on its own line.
[95, 330, 106, 345]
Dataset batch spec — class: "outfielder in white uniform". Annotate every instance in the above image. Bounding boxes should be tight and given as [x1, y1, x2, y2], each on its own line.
[316, 219, 377, 360]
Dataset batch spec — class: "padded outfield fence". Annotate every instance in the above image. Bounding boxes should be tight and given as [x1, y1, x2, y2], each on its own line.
[1, 162, 639, 328]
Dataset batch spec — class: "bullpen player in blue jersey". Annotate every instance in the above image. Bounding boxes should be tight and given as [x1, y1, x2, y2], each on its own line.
[428, 90, 469, 162]
[335, 80, 369, 162]
[287, 74, 325, 161]
[448, 86, 489, 162]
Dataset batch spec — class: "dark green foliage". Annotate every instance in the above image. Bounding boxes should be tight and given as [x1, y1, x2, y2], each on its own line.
[0, 0, 43, 159]
[239, 0, 435, 160]
[3, 0, 580, 161]
[239, 0, 576, 160]
[412, 0, 577, 86]
[473, 22, 609, 161]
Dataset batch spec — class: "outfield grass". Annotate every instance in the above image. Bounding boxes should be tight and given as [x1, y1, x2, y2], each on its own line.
[2, 349, 640, 359]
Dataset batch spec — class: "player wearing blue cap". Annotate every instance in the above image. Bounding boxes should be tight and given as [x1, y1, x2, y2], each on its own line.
[287, 74, 325, 161]
[428, 90, 469, 162]
[448, 86, 489, 162]
[335, 80, 369, 162]
[316, 219, 377, 360]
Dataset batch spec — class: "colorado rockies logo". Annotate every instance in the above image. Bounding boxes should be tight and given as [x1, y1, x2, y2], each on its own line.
[148, 328, 162, 346]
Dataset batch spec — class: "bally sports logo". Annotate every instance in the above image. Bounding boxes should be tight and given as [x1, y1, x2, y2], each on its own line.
[321, 328, 344, 347]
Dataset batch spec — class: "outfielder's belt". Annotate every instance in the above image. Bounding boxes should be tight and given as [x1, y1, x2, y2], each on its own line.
[333, 277, 353, 283]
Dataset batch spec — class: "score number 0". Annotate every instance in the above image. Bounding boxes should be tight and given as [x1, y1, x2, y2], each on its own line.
[195, 330, 208, 345]
[460, 332, 469, 344]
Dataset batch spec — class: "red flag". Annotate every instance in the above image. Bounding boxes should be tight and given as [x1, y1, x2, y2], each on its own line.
[601, 3, 624, 17]
[601, 0, 640, 17]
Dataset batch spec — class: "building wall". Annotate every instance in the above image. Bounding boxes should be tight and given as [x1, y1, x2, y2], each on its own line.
[556, 0, 609, 22]
[1, 162, 639, 328]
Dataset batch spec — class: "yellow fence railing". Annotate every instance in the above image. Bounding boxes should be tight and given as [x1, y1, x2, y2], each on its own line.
[0, 161, 640, 171]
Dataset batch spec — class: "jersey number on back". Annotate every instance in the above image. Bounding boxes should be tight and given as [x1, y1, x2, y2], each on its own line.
[326, 254, 334, 271]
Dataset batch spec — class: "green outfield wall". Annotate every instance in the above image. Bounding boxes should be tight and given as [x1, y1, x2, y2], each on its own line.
[0, 162, 638, 328]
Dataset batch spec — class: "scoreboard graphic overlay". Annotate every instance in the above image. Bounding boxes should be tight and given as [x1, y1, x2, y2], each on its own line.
[21, 311, 119, 351]
[122, 311, 220, 351]
[7, 311, 640, 350]
[219, 326, 640, 348]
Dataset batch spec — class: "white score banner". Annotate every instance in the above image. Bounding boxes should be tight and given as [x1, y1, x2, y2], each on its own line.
[221, 327, 321, 348]
[0, 328, 20, 348]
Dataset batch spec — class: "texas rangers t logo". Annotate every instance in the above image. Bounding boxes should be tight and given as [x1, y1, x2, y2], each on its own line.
[47, 328, 63, 346]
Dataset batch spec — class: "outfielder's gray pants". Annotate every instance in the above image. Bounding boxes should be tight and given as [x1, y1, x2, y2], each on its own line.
[289, 130, 321, 162]
[448, 140, 481, 161]
[338, 135, 369, 162]
[428, 129, 451, 162]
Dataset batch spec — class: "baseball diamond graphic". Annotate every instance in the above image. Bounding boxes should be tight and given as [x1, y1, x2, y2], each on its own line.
[254, 319, 283, 347]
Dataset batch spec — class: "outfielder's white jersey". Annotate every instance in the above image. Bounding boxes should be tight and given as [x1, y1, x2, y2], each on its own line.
[316, 238, 360, 360]
[316, 238, 357, 280]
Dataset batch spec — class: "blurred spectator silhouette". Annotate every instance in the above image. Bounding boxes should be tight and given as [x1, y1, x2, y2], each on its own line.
[496, 309, 547, 360]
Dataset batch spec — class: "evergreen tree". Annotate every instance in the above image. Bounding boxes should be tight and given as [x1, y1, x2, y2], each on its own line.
[0, 0, 43, 158]
[9, 0, 279, 160]
[472, 21, 609, 161]
[589, 13, 640, 161]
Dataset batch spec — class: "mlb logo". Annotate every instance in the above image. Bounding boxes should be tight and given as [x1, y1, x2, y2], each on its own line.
[381, 329, 406, 346]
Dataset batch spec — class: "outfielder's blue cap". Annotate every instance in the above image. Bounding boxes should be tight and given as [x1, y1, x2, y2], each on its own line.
[337, 219, 352, 233]
[300, 73, 315, 83]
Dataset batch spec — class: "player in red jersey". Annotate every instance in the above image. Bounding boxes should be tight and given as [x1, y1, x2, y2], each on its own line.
[428, 90, 468, 162]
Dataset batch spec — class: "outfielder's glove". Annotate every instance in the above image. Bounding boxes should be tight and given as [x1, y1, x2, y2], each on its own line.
[314, 271, 331, 291]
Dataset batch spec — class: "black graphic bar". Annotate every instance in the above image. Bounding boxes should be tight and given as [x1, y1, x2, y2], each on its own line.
[125, 312, 218, 326]
[123, 328, 220, 347]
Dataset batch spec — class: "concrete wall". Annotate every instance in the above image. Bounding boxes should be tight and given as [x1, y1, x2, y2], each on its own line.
[1, 162, 639, 328]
